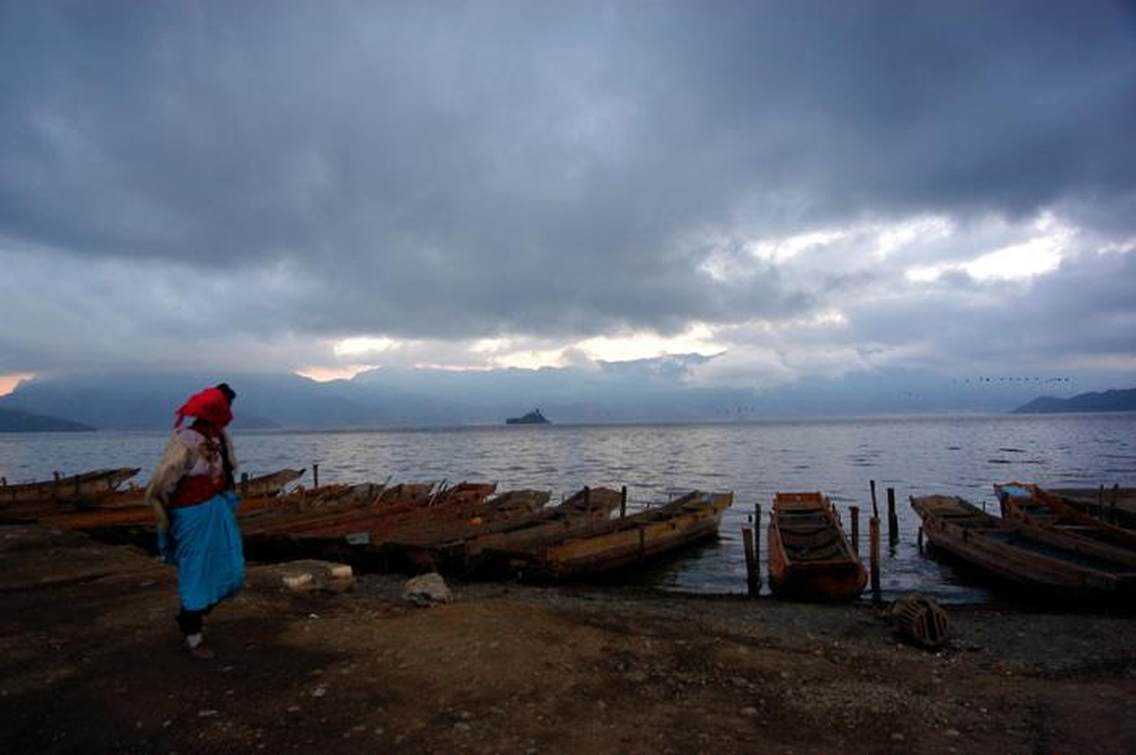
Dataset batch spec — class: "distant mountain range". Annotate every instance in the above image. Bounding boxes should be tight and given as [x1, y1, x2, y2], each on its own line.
[0, 362, 1127, 430]
[0, 407, 94, 432]
[1013, 388, 1136, 414]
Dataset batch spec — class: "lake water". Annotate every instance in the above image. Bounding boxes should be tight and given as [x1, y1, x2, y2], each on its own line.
[3, 413, 1134, 603]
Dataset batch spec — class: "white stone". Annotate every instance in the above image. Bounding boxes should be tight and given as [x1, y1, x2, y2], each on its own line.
[403, 572, 452, 605]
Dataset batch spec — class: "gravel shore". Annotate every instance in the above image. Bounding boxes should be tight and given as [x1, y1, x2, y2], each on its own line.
[2, 525, 1134, 754]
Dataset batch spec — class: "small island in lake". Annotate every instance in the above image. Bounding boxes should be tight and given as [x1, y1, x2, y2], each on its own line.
[505, 408, 550, 425]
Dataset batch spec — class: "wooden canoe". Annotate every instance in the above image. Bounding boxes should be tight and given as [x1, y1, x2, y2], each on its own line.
[242, 481, 498, 540]
[911, 494, 1136, 601]
[384, 486, 618, 570]
[0, 467, 140, 505]
[458, 487, 622, 559]
[489, 490, 733, 579]
[92, 467, 308, 509]
[1045, 486, 1136, 530]
[767, 492, 866, 601]
[995, 483, 1136, 552]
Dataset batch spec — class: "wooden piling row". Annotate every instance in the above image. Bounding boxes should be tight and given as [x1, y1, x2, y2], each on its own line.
[850, 505, 860, 555]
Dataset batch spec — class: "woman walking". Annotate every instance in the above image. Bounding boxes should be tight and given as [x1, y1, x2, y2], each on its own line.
[145, 383, 244, 659]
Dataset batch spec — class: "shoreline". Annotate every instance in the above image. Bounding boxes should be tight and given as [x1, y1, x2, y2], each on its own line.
[3, 524, 1134, 754]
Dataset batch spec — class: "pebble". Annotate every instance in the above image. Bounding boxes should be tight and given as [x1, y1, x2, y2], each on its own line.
[945, 728, 961, 738]
[312, 686, 327, 698]
[454, 722, 472, 732]
[740, 707, 758, 717]
[197, 710, 219, 718]
[891, 733, 905, 741]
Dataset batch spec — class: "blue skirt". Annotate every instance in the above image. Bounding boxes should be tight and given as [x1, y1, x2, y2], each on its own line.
[158, 491, 245, 611]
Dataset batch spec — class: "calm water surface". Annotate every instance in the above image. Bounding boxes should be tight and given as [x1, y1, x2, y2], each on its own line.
[3, 413, 1134, 603]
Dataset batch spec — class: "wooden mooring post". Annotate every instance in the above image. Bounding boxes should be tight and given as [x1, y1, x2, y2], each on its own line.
[742, 526, 758, 596]
[870, 479, 879, 519]
[753, 504, 762, 591]
[887, 487, 898, 545]
[620, 486, 627, 519]
[917, 525, 924, 552]
[850, 505, 860, 555]
[313, 463, 320, 489]
[869, 516, 881, 601]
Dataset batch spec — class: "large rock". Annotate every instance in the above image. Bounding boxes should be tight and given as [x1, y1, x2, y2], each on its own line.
[403, 572, 452, 606]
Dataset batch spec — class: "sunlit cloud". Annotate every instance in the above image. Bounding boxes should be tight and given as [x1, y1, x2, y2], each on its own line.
[905, 219, 1073, 283]
[0, 372, 36, 397]
[333, 337, 400, 357]
[576, 324, 724, 362]
[295, 365, 377, 382]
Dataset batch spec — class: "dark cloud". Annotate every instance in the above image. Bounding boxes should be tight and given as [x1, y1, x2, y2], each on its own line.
[1, 1, 1134, 378]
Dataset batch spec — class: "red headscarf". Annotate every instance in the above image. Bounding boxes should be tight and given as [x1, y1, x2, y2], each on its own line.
[174, 387, 233, 429]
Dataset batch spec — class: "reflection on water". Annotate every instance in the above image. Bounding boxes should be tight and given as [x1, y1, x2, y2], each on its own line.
[2, 413, 1134, 603]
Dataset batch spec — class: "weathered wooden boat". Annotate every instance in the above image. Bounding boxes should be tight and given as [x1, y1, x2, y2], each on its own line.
[94, 467, 308, 509]
[242, 481, 497, 540]
[767, 492, 866, 601]
[487, 490, 733, 579]
[237, 481, 446, 536]
[41, 491, 298, 531]
[911, 494, 1136, 601]
[385, 487, 612, 568]
[458, 487, 622, 558]
[40, 476, 346, 533]
[995, 483, 1136, 552]
[0, 467, 140, 505]
[1045, 486, 1136, 530]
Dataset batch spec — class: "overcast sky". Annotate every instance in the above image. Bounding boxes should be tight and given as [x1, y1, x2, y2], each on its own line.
[2, 1, 1134, 396]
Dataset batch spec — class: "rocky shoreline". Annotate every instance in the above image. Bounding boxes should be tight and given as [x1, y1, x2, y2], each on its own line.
[2, 525, 1134, 754]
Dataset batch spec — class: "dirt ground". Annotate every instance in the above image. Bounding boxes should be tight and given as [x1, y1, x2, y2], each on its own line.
[2, 525, 1135, 754]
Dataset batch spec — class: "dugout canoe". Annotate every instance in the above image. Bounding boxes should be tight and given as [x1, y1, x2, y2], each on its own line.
[95, 467, 308, 509]
[767, 491, 866, 601]
[0, 468, 140, 505]
[490, 490, 733, 579]
[995, 483, 1136, 553]
[1045, 486, 1136, 530]
[40, 481, 338, 532]
[911, 494, 1136, 601]
[387, 486, 618, 570]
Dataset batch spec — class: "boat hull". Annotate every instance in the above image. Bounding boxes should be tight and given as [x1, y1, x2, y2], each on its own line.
[497, 491, 733, 579]
[912, 495, 1136, 602]
[767, 492, 866, 602]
